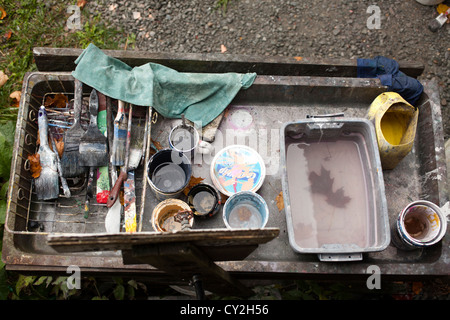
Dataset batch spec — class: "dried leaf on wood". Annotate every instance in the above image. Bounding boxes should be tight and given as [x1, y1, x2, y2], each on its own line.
[28, 153, 41, 178]
[276, 191, 284, 211]
[150, 138, 163, 151]
[183, 176, 204, 196]
[44, 94, 68, 108]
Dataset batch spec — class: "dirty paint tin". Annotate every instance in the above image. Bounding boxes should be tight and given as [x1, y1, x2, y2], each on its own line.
[147, 149, 192, 201]
[187, 183, 221, 218]
[151, 198, 194, 232]
[223, 191, 269, 229]
[168, 124, 199, 159]
[395, 200, 447, 249]
[210, 145, 265, 197]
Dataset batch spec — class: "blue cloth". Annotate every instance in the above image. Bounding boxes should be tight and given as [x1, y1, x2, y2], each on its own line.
[357, 56, 423, 106]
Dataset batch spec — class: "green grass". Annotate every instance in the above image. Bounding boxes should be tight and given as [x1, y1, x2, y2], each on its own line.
[0, 0, 130, 300]
[0, 0, 129, 122]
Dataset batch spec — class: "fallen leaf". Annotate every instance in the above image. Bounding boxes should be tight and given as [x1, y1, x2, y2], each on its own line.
[10, 91, 21, 107]
[276, 191, 284, 211]
[294, 56, 303, 61]
[150, 138, 163, 151]
[412, 282, 423, 295]
[77, 0, 87, 8]
[0, 71, 8, 88]
[4, 30, 11, 41]
[437, 4, 449, 14]
[28, 153, 42, 178]
[221, 44, 227, 53]
[220, 193, 228, 204]
[0, 7, 6, 20]
[44, 93, 68, 108]
[183, 176, 204, 196]
[50, 137, 64, 158]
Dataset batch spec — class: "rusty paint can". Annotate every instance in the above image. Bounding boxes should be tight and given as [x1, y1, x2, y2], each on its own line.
[394, 200, 447, 250]
[151, 198, 194, 232]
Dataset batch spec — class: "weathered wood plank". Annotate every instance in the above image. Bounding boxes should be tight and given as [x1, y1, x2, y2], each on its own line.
[33, 47, 424, 78]
[47, 228, 280, 256]
[129, 242, 254, 297]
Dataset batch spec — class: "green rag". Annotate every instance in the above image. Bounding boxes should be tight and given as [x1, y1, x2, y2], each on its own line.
[72, 43, 257, 126]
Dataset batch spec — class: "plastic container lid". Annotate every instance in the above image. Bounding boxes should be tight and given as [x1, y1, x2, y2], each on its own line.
[210, 145, 266, 197]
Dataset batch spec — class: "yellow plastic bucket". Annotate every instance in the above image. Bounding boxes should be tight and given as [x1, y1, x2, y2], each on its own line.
[367, 92, 419, 170]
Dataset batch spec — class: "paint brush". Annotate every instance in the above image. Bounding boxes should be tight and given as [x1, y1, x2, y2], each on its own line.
[35, 106, 59, 200]
[79, 89, 108, 167]
[111, 100, 127, 166]
[60, 79, 87, 178]
[429, 8, 449, 32]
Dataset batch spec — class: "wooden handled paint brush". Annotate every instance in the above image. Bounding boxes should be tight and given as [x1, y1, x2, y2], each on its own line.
[111, 100, 127, 166]
[60, 79, 86, 178]
[96, 92, 110, 204]
[107, 104, 132, 208]
[105, 96, 121, 233]
[428, 8, 449, 32]
[79, 89, 108, 167]
[123, 107, 145, 233]
[49, 131, 70, 198]
[35, 106, 59, 200]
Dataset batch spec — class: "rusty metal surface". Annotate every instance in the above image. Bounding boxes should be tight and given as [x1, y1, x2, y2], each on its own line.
[2, 51, 448, 279]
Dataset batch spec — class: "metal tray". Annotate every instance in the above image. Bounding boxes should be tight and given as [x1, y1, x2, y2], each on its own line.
[3, 54, 449, 280]
[3, 72, 150, 259]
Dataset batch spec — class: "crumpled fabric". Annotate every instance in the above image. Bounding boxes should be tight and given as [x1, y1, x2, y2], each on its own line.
[357, 56, 423, 106]
[72, 43, 257, 126]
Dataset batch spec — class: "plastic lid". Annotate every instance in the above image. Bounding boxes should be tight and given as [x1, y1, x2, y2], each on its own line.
[210, 145, 266, 197]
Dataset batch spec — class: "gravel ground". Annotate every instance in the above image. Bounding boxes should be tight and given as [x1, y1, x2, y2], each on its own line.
[86, 0, 450, 136]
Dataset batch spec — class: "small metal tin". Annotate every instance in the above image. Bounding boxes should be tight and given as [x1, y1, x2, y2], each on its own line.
[187, 183, 221, 218]
[168, 124, 199, 159]
[147, 149, 192, 201]
[395, 200, 447, 249]
[151, 198, 194, 232]
[222, 191, 269, 229]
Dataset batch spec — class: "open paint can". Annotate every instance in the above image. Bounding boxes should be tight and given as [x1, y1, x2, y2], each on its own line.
[147, 149, 192, 201]
[168, 124, 199, 159]
[223, 191, 269, 229]
[395, 200, 447, 249]
[187, 183, 221, 218]
[151, 198, 194, 232]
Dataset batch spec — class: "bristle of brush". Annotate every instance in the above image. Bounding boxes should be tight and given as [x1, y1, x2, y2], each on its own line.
[111, 122, 127, 166]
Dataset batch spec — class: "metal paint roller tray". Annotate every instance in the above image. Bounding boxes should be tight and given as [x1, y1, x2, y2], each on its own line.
[3, 72, 151, 257]
[280, 117, 390, 261]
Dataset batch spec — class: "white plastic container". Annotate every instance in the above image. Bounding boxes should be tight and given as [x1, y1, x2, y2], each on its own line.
[415, 0, 444, 5]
